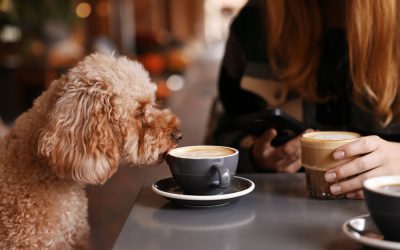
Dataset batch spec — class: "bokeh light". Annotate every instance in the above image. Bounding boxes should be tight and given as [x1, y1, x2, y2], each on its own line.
[76, 2, 92, 18]
[0, 25, 21, 43]
[167, 75, 185, 91]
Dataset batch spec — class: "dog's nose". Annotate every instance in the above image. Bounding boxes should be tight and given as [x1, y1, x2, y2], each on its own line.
[171, 131, 183, 142]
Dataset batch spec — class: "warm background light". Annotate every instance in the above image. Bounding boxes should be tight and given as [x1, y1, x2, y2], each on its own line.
[0, 25, 21, 43]
[167, 75, 185, 91]
[76, 2, 92, 18]
[0, 0, 12, 12]
[96, 1, 110, 17]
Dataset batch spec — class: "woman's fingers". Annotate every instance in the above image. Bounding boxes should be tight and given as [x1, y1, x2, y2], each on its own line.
[274, 137, 300, 159]
[325, 136, 384, 184]
[252, 129, 277, 169]
[253, 129, 303, 171]
[259, 128, 278, 146]
[333, 136, 381, 160]
[325, 150, 384, 182]
[329, 167, 391, 195]
[275, 148, 301, 173]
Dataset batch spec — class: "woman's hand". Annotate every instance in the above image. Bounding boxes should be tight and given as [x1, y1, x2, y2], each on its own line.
[252, 128, 302, 173]
[324, 135, 400, 199]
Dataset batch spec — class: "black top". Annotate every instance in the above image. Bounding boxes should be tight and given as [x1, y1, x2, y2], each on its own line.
[211, 0, 400, 173]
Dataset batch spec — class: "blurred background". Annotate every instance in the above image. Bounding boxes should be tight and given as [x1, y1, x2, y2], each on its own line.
[0, 0, 246, 122]
[0, 0, 247, 249]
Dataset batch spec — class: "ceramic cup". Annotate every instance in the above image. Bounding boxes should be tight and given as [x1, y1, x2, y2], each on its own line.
[300, 131, 360, 199]
[166, 145, 238, 195]
[364, 176, 400, 241]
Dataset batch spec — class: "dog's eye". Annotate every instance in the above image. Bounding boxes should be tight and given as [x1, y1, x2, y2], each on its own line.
[135, 111, 144, 118]
[153, 102, 162, 109]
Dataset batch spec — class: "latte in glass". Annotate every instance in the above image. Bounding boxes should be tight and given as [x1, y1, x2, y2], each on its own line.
[300, 131, 360, 199]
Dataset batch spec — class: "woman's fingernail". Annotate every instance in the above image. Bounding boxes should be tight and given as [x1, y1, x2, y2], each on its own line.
[346, 193, 356, 199]
[333, 151, 345, 160]
[325, 172, 336, 182]
[330, 185, 341, 194]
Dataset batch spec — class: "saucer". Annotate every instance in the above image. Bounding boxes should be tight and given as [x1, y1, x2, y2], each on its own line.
[342, 214, 400, 249]
[151, 176, 255, 207]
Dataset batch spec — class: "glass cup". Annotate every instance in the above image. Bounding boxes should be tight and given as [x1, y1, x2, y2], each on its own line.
[300, 131, 360, 199]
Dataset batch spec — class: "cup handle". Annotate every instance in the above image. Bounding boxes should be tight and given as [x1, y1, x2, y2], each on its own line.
[212, 164, 230, 188]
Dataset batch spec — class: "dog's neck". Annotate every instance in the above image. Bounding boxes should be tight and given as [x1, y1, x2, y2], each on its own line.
[3, 109, 49, 171]
[2, 109, 79, 187]
[5, 81, 57, 160]
[1, 84, 74, 184]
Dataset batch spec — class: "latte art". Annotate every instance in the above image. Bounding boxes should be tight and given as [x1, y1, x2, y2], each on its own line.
[169, 146, 236, 159]
[177, 149, 230, 159]
[303, 131, 359, 141]
[310, 134, 357, 140]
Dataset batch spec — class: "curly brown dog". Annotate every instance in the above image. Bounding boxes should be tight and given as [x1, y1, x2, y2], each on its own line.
[0, 53, 181, 249]
[0, 118, 8, 139]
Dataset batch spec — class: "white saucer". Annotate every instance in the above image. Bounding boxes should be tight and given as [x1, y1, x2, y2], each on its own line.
[152, 176, 255, 207]
[343, 214, 400, 249]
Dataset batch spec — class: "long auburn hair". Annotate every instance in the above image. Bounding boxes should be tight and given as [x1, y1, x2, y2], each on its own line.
[265, 0, 400, 126]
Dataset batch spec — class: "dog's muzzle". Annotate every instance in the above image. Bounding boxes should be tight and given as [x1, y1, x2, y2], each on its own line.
[171, 131, 183, 142]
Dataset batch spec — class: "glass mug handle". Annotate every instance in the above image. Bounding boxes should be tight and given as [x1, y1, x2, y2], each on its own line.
[212, 164, 230, 188]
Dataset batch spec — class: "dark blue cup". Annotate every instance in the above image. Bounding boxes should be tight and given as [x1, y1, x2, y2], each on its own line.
[166, 145, 238, 195]
[364, 176, 400, 241]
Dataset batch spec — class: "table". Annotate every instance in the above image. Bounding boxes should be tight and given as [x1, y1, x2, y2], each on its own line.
[113, 174, 368, 250]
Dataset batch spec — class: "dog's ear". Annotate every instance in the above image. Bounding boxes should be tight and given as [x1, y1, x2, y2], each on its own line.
[37, 82, 120, 185]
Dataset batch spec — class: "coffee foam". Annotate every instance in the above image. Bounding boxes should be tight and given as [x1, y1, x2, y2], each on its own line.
[302, 131, 359, 141]
[301, 131, 360, 149]
[310, 134, 357, 140]
[169, 146, 236, 159]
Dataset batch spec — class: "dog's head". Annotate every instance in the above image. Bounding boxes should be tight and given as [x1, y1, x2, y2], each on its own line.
[36, 53, 181, 185]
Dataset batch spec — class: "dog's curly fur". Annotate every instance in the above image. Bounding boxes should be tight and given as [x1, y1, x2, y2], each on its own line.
[0, 119, 8, 139]
[0, 53, 181, 249]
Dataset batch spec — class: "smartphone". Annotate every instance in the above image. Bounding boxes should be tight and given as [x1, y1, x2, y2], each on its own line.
[234, 109, 307, 146]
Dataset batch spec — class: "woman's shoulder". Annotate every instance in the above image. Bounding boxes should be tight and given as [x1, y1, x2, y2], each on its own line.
[231, 0, 264, 33]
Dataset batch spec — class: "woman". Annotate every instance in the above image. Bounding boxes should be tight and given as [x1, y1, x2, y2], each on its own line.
[212, 0, 400, 199]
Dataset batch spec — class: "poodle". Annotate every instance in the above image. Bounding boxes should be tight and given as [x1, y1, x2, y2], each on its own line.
[0, 118, 9, 139]
[0, 53, 182, 249]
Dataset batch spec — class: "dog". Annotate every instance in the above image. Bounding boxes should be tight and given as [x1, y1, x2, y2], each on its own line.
[0, 118, 9, 139]
[0, 53, 181, 249]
